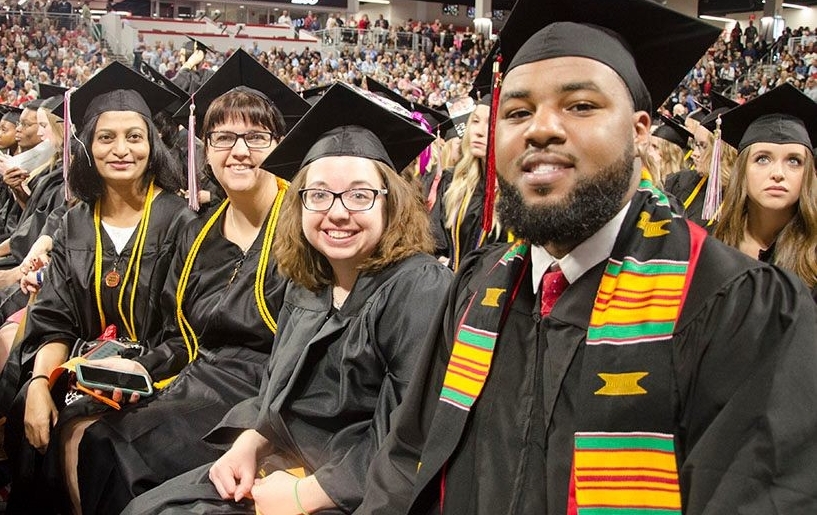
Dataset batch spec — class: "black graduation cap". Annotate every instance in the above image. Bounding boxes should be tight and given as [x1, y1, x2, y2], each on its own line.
[714, 83, 817, 153]
[0, 104, 21, 122]
[710, 90, 739, 111]
[469, 45, 498, 101]
[302, 84, 332, 106]
[174, 48, 309, 134]
[63, 61, 180, 133]
[182, 35, 214, 55]
[141, 62, 189, 116]
[261, 82, 435, 181]
[688, 108, 708, 123]
[470, 0, 721, 111]
[365, 76, 452, 134]
[697, 90, 739, 128]
[38, 83, 67, 100]
[653, 113, 692, 149]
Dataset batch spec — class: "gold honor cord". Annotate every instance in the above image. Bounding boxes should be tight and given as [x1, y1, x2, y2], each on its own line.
[683, 175, 707, 210]
[176, 177, 289, 365]
[254, 177, 288, 334]
[93, 180, 156, 338]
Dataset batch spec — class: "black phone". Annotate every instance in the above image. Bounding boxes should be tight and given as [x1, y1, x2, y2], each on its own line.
[75, 363, 153, 397]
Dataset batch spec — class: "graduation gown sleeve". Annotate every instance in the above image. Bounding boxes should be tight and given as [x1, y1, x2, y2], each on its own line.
[355, 245, 494, 515]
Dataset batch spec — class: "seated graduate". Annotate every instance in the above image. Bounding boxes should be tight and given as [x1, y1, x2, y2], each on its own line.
[0, 61, 196, 514]
[123, 82, 453, 515]
[712, 83, 817, 297]
[65, 49, 310, 515]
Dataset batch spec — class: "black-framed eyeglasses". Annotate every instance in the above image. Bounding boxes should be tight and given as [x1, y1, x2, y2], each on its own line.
[206, 131, 275, 149]
[299, 188, 388, 212]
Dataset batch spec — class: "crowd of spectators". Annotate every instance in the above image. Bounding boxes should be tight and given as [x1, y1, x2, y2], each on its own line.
[0, 3, 813, 118]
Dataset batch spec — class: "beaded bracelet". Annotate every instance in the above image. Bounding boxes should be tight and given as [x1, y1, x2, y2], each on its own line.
[293, 478, 309, 515]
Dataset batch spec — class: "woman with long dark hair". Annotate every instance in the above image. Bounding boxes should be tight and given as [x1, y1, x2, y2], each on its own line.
[1, 62, 196, 513]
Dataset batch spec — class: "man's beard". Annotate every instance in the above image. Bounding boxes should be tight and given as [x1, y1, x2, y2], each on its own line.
[496, 148, 635, 247]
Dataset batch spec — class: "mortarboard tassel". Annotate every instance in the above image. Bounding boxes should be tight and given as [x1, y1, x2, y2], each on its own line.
[187, 94, 200, 212]
[481, 54, 502, 234]
[410, 110, 434, 176]
[702, 116, 722, 221]
[62, 87, 74, 202]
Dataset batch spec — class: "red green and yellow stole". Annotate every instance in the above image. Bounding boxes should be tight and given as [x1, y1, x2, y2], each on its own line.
[438, 173, 707, 513]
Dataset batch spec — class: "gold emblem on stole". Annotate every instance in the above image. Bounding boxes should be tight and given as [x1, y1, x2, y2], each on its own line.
[481, 288, 506, 307]
[595, 372, 649, 396]
[636, 211, 670, 237]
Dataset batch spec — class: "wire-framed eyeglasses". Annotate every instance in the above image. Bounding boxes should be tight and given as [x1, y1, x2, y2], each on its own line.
[299, 188, 388, 212]
[206, 131, 274, 149]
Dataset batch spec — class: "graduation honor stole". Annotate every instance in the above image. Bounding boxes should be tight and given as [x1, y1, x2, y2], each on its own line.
[438, 173, 706, 513]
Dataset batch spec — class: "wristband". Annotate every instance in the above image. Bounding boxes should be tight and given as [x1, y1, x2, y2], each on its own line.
[31, 374, 49, 383]
[293, 478, 310, 515]
[35, 269, 43, 286]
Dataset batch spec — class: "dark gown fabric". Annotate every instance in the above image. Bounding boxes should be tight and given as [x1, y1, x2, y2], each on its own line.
[76, 205, 288, 515]
[664, 169, 708, 227]
[427, 168, 452, 259]
[432, 168, 507, 269]
[0, 191, 196, 514]
[0, 184, 22, 240]
[0, 163, 65, 269]
[356, 205, 817, 514]
[122, 253, 453, 515]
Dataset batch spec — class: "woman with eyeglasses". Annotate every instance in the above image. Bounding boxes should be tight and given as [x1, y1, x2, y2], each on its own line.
[64, 57, 310, 515]
[123, 83, 452, 515]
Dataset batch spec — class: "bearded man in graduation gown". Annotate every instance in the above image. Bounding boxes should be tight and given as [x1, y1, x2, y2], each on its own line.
[355, 0, 817, 514]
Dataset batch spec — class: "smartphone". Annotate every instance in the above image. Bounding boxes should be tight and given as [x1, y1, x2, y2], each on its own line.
[75, 363, 153, 397]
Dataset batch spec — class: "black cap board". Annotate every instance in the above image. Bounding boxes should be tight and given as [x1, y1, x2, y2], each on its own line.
[365, 76, 452, 134]
[710, 90, 739, 111]
[60, 61, 180, 133]
[0, 104, 21, 122]
[653, 113, 692, 149]
[261, 82, 435, 181]
[302, 84, 332, 106]
[714, 83, 817, 153]
[174, 48, 309, 134]
[183, 35, 214, 55]
[38, 83, 67, 100]
[470, 0, 721, 111]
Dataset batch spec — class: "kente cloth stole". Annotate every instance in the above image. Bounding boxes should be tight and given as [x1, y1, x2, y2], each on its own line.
[438, 174, 706, 514]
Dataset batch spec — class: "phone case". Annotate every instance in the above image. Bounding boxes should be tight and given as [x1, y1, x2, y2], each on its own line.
[75, 364, 154, 397]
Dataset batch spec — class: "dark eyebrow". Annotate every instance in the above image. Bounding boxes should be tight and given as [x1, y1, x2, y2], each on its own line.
[500, 81, 603, 104]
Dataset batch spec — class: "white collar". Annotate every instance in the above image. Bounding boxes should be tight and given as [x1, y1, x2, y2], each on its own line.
[531, 202, 630, 293]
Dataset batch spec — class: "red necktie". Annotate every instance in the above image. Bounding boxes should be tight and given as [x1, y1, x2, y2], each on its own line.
[540, 268, 568, 317]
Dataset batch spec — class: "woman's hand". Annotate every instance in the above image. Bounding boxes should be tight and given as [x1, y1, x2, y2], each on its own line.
[251, 473, 335, 515]
[209, 429, 268, 502]
[3, 166, 29, 190]
[83, 356, 150, 405]
[20, 268, 44, 294]
[23, 377, 58, 453]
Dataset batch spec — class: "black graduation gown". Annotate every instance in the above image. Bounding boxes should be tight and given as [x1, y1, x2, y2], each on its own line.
[75, 206, 288, 515]
[357, 219, 817, 514]
[121, 254, 453, 515]
[427, 168, 452, 259]
[0, 191, 196, 514]
[664, 169, 708, 228]
[0, 163, 65, 268]
[0, 183, 21, 240]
